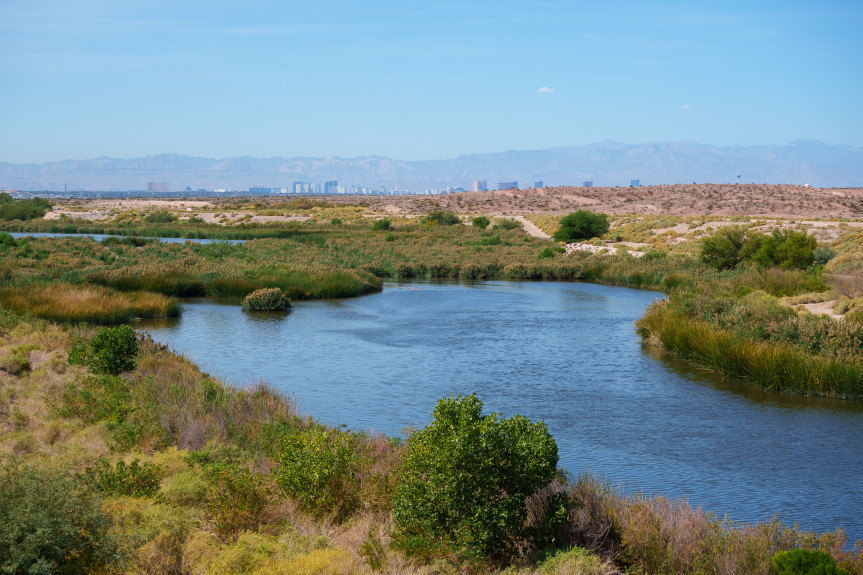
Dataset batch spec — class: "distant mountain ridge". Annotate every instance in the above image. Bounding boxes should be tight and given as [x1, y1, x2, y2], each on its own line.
[2, 140, 861, 191]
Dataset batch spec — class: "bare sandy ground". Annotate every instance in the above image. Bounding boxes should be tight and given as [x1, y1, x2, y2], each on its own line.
[45, 184, 863, 222]
[327, 184, 863, 219]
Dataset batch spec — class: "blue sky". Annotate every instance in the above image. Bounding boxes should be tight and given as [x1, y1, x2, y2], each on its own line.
[1, 0, 861, 163]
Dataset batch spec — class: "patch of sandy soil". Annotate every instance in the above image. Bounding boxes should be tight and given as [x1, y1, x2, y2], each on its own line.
[325, 184, 863, 219]
[564, 242, 647, 258]
[801, 300, 844, 321]
[43, 184, 863, 223]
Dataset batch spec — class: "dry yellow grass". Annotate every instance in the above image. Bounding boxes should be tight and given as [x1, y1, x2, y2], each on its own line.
[0, 283, 179, 324]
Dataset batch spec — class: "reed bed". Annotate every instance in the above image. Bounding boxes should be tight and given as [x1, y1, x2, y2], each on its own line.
[637, 303, 863, 399]
[0, 283, 179, 324]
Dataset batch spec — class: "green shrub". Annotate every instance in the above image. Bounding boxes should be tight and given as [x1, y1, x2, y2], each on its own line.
[494, 217, 522, 230]
[81, 457, 164, 498]
[475, 235, 501, 246]
[553, 211, 610, 242]
[384, 232, 395, 242]
[538, 246, 557, 259]
[0, 463, 119, 574]
[771, 548, 848, 575]
[813, 246, 837, 266]
[69, 324, 139, 375]
[275, 427, 358, 520]
[700, 227, 819, 271]
[472, 216, 490, 229]
[206, 466, 270, 542]
[0, 196, 52, 221]
[0, 232, 16, 247]
[392, 394, 559, 561]
[751, 229, 817, 270]
[330, 218, 342, 225]
[241, 287, 291, 311]
[144, 210, 177, 223]
[699, 225, 748, 270]
[372, 218, 391, 231]
[424, 210, 461, 226]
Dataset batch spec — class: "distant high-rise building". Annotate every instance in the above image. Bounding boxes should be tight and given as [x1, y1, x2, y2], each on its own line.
[534, 180, 543, 188]
[630, 179, 640, 187]
[146, 182, 169, 194]
[324, 180, 338, 194]
[472, 180, 487, 192]
[292, 181, 311, 194]
[313, 183, 322, 194]
[583, 180, 593, 188]
[498, 181, 518, 190]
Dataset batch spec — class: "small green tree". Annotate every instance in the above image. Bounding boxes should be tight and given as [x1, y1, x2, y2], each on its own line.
[552, 211, 609, 242]
[392, 394, 559, 561]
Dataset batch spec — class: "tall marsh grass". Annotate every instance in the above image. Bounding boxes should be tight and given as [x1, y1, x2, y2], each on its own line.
[637, 303, 863, 398]
[0, 284, 180, 324]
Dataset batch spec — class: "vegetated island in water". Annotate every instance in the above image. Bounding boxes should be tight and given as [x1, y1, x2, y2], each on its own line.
[0, 186, 862, 573]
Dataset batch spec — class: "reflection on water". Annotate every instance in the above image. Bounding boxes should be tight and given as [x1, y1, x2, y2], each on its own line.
[135, 279, 863, 541]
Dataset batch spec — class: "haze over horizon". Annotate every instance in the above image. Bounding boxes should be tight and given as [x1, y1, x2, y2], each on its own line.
[2, 1, 861, 164]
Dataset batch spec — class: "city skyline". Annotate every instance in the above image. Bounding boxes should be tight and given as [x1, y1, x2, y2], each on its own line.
[1, 1, 861, 165]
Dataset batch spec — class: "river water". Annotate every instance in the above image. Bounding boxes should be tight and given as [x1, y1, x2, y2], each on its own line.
[135, 280, 863, 540]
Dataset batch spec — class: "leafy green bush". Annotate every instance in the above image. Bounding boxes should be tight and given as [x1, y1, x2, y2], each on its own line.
[144, 210, 177, 223]
[384, 232, 395, 242]
[330, 218, 342, 225]
[206, 466, 270, 542]
[750, 229, 817, 270]
[392, 394, 559, 561]
[472, 216, 490, 229]
[538, 246, 557, 259]
[0, 232, 16, 248]
[0, 195, 52, 221]
[699, 225, 748, 270]
[81, 457, 164, 498]
[553, 211, 610, 242]
[813, 246, 837, 266]
[241, 287, 291, 311]
[424, 210, 461, 226]
[69, 324, 139, 375]
[771, 548, 848, 575]
[700, 227, 819, 271]
[275, 427, 358, 520]
[372, 218, 392, 231]
[0, 463, 119, 574]
[494, 217, 522, 230]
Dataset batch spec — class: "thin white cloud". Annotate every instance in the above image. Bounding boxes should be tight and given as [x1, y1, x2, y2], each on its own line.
[681, 104, 693, 109]
[537, 86, 555, 94]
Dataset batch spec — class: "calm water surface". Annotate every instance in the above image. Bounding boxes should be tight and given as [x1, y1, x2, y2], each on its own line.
[136, 280, 863, 540]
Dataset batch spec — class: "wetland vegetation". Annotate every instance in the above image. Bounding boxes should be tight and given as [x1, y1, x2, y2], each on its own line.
[2, 194, 863, 573]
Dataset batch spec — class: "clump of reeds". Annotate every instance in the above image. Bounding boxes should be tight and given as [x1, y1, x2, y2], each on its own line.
[241, 288, 291, 311]
[0, 283, 179, 324]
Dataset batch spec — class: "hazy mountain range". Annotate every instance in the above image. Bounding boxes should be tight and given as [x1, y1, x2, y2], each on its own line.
[2, 140, 861, 192]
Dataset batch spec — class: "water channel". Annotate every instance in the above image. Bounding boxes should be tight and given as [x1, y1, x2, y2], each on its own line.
[135, 280, 863, 541]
